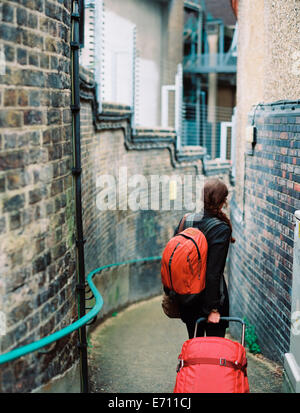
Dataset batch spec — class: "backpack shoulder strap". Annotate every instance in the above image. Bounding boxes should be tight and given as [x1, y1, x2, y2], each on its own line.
[178, 214, 225, 236]
[178, 213, 190, 233]
[199, 217, 224, 237]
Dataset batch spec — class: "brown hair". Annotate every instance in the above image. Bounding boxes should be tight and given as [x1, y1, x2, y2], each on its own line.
[204, 178, 235, 243]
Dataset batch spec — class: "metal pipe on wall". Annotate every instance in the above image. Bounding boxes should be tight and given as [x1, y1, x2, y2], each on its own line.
[71, 0, 89, 393]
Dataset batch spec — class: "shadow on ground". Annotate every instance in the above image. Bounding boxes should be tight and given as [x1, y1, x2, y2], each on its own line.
[88, 296, 283, 393]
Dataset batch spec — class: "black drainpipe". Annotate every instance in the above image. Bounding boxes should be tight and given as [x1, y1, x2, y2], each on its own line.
[70, 0, 89, 393]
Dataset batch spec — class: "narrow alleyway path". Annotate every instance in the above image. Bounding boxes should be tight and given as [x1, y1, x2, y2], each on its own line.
[88, 296, 283, 393]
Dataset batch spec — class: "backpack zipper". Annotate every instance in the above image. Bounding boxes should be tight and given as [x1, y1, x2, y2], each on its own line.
[169, 242, 180, 290]
[187, 254, 194, 275]
[175, 233, 200, 260]
[176, 233, 201, 280]
[187, 254, 200, 280]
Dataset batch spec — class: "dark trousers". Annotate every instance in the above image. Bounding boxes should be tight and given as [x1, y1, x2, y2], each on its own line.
[186, 320, 226, 339]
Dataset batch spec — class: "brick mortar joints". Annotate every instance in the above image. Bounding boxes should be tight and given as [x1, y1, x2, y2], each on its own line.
[0, 14, 71, 34]
[79, 74, 208, 176]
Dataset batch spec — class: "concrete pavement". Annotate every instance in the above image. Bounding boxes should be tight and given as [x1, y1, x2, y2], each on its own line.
[88, 295, 284, 393]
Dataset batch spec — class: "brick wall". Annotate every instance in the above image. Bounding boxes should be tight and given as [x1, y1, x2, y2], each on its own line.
[0, 0, 78, 392]
[228, 102, 300, 363]
[79, 68, 232, 318]
[80, 77, 202, 273]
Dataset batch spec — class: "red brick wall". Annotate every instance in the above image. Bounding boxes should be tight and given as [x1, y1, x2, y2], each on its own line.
[228, 102, 300, 363]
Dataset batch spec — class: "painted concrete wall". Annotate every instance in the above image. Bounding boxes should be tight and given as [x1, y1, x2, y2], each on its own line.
[235, 0, 300, 208]
[234, 0, 265, 207]
[99, 0, 168, 127]
[80, 0, 184, 129]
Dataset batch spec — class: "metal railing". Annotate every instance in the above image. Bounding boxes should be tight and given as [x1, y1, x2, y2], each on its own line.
[0, 265, 103, 365]
[182, 103, 234, 160]
[0, 256, 162, 384]
[183, 53, 237, 74]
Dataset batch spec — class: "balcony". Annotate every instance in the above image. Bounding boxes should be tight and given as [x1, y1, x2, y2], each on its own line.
[183, 52, 237, 74]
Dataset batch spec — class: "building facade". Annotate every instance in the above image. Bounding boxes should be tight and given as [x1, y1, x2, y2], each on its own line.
[182, 0, 237, 160]
[80, 0, 184, 129]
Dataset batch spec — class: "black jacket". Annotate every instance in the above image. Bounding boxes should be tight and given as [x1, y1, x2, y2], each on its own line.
[165, 210, 231, 326]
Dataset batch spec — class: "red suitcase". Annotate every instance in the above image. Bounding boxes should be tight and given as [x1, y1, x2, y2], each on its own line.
[174, 317, 250, 393]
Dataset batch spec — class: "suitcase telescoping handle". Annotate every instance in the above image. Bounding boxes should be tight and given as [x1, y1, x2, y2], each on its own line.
[194, 317, 246, 347]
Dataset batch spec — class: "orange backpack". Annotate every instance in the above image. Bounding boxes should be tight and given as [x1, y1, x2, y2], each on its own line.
[161, 213, 222, 302]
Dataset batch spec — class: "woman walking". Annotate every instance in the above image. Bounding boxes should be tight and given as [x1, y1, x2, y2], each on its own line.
[167, 178, 235, 339]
